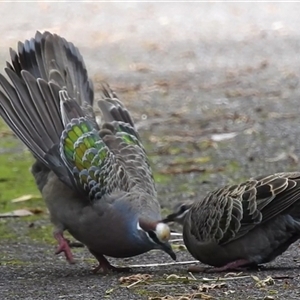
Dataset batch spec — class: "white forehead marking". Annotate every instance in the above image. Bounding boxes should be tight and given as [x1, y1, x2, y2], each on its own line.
[156, 222, 168, 233]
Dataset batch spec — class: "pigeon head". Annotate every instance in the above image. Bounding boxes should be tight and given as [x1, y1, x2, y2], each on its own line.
[162, 200, 194, 225]
[137, 219, 176, 260]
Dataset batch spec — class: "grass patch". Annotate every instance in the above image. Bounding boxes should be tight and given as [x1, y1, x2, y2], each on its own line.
[0, 123, 52, 245]
[153, 172, 172, 185]
[0, 151, 40, 212]
[27, 222, 55, 245]
[0, 121, 40, 212]
[0, 219, 18, 240]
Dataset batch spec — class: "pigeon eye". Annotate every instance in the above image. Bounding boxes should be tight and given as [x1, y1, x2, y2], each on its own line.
[180, 205, 187, 212]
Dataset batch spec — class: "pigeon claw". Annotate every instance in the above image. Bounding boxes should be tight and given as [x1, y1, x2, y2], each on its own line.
[92, 263, 131, 274]
[89, 249, 131, 274]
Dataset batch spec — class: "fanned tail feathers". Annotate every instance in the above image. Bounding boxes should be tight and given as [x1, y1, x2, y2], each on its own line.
[6, 31, 97, 128]
[0, 32, 96, 189]
[98, 83, 136, 130]
[0, 31, 156, 201]
[7, 31, 94, 104]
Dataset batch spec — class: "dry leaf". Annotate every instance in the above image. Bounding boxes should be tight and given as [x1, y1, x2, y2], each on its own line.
[168, 157, 211, 167]
[0, 209, 33, 218]
[28, 208, 44, 215]
[166, 274, 181, 280]
[150, 296, 188, 300]
[211, 132, 238, 142]
[193, 293, 214, 299]
[251, 275, 275, 287]
[105, 288, 114, 295]
[166, 274, 187, 280]
[119, 273, 152, 284]
[0, 129, 14, 137]
[159, 166, 207, 175]
[11, 194, 40, 203]
[224, 290, 236, 295]
[150, 293, 214, 300]
[199, 282, 227, 292]
[224, 272, 244, 277]
[149, 296, 174, 300]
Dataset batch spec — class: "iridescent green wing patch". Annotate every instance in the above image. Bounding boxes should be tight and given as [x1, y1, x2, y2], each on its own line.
[60, 117, 115, 200]
[115, 122, 145, 150]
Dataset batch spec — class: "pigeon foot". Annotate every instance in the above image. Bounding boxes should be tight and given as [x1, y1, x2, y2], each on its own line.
[54, 231, 75, 264]
[188, 259, 253, 273]
[89, 249, 131, 274]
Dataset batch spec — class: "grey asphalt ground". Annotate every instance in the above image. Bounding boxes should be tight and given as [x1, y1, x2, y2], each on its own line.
[2, 2, 300, 299]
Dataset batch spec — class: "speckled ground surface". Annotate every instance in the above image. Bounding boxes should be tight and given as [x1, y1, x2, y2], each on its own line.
[2, 2, 300, 299]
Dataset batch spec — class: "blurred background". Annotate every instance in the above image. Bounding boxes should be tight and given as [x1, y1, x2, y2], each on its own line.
[1, 2, 299, 191]
[2, 2, 300, 74]
[2, 2, 300, 299]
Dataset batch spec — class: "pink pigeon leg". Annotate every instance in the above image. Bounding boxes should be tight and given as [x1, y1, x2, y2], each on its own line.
[206, 259, 254, 273]
[54, 231, 75, 264]
[188, 259, 253, 273]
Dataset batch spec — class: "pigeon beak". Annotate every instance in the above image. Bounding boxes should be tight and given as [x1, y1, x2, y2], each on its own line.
[161, 213, 177, 223]
[161, 242, 176, 260]
[161, 213, 185, 226]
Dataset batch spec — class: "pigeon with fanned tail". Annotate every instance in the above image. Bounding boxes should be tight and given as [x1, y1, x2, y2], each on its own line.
[163, 172, 300, 272]
[0, 31, 176, 272]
